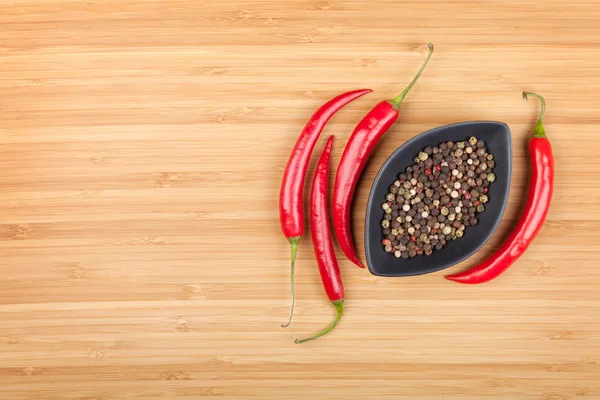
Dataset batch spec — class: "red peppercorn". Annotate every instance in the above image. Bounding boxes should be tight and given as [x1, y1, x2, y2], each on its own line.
[425, 168, 432, 175]
[435, 165, 441, 171]
[451, 176, 456, 181]
[465, 192, 472, 200]
[483, 187, 488, 194]
[410, 236, 416, 242]
[382, 239, 391, 246]
[474, 200, 481, 206]
[447, 202, 452, 207]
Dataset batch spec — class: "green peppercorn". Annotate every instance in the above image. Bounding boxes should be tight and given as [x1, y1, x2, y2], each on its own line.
[385, 208, 392, 214]
[386, 193, 395, 201]
[487, 173, 496, 182]
[468, 136, 478, 146]
[479, 194, 489, 203]
[442, 225, 452, 235]
[477, 204, 485, 212]
[382, 220, 390, 228]
[418, 151, 429, 161]
[441, 207, 449, 216]
[455, 229, 464, 238]
[457, 141, 466, 149]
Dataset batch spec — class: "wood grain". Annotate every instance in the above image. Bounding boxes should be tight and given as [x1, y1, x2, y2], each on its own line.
[1, 0, 599, 399]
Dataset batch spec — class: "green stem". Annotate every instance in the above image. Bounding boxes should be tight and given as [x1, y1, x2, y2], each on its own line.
[388, 43, 435, 110]
[522, 91, 547, 139]
[294, 300, 344, 344]
[281, 237, 300, 328]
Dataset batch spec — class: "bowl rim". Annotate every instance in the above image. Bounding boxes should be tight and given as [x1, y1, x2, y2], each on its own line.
[364, 120, 512, 277]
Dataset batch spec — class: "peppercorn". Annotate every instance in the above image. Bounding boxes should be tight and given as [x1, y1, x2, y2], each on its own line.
[382, 138, 495, 258]
[477, 204, 485, 212]
[487, 173, 496, 182]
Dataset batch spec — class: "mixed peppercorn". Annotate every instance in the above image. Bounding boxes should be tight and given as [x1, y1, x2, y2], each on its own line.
[381, 137, 496, 258]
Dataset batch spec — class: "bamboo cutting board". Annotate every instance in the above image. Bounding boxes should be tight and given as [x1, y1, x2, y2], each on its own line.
[1, 1, 600, 399]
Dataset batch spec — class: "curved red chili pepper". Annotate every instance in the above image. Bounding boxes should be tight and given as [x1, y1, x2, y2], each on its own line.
[295, 136, 344, 344]
[333, 44, 434, 268]
[446, 92, 554, 284]
[279, 89, 371, 327]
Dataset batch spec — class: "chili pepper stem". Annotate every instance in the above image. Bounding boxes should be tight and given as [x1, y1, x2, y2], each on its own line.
[294, 300, 344, 344]
[523, 91, 547, 139]
[388, 43, 435, 110]
[281, 236, 300, 328]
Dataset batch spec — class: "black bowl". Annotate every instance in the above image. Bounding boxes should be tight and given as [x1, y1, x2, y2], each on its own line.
[364, 121, 512, 277]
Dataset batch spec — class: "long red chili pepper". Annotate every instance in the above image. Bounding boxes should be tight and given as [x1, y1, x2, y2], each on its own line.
[333, 44, 434, 268]
[446, 92, 554, 284]
[295, 136, 344, 344]
[279, 89, 371, 327]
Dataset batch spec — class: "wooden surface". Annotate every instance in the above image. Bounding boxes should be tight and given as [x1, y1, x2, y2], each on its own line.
[1, 1, 600, 399]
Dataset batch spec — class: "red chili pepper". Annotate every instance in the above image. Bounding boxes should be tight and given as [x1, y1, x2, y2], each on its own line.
[446, 92, 554, 284]
[279, 89, 371, 327]
[333, 44, 434, 268]
[295, 136, 344, 344]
